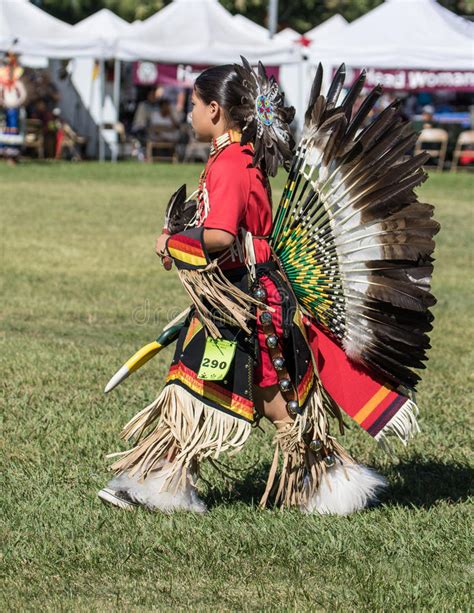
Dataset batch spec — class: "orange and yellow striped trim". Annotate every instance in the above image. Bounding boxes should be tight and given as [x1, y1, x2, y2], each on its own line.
[167, 234, 208, 268]
[167, 362, 254, 422]
[352, 385, 392, 425]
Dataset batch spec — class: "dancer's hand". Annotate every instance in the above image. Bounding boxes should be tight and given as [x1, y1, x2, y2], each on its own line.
[155, 233, 173, 270]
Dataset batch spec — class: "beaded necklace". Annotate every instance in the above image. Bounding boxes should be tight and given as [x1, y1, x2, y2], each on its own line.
[209, 129, 242, 157]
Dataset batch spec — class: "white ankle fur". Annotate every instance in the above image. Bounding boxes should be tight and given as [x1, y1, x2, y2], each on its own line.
[302, 463, 388, 516]
[108, 462, 207, 513]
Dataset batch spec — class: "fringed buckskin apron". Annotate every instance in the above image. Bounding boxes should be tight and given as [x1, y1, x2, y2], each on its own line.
[110, 239, 355, 508]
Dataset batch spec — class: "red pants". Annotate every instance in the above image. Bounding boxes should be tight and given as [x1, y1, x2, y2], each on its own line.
[253, 275, 284, 387]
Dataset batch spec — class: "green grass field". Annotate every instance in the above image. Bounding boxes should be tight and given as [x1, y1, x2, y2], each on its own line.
[1, 162, 473, 611]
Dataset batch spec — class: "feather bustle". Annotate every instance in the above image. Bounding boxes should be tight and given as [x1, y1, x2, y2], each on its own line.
[270, 64, 439, 389]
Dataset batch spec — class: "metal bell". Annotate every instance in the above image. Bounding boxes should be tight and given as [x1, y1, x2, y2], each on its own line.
[324, 454, 336, 467]
[259, 311, 273, 325]
[272, 356, 285, 370]
[265, 334, 279, 348]
[279, 378, 292, 392]
[309, 439, 323, 453]
[253, 285, 267, 301]
[286, 400, 299, 416]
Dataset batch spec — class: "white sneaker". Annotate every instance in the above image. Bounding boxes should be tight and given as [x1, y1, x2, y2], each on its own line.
[98, 487, 139, 511]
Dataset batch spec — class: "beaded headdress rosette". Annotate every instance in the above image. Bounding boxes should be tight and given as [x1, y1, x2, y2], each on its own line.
[232, 56, 295, 176]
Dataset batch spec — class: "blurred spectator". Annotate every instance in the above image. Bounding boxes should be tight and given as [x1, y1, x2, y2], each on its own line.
[131, 88, 180, 160]
[151, 98, 180, 142]
[53, 108, 86, 161]
[29, 99, 57, 157]
[132, 88, 158, 135]
[421, 105, 439, 129]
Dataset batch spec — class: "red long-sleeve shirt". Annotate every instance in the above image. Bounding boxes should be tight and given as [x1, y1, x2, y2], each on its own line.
[202, 142, 273, 266]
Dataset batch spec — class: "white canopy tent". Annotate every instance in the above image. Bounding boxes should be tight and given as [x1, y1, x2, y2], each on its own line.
[0, 0, 103, 58]
[233, 16, 300, 44]
[232, 14, 349, 47]
[117, 0, 300, 65]
[300, 15, 349, 96]
[0, 0, 115, 160]
[233, 14, 269, 39]
[75, 8, 131, 57]
[106, 0, 299, 157]
[304, 14, 348, 43]
[309, 0, 474, 70]
[75, 8, 131, 35]
[275, 28, 301, 43]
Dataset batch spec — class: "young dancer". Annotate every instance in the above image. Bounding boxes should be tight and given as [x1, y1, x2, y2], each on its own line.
[99, 58, 438, 515]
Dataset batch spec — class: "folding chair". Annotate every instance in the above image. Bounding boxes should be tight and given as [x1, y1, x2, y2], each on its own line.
[146, 127, 177, 163]
[451, 130, 474, 172]
[415, 128, 449, 171]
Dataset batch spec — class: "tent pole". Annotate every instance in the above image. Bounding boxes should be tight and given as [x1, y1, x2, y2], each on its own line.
[98, 58, 105, 162]
[268, 0, 278, 38]
[112, 58, 121, 163]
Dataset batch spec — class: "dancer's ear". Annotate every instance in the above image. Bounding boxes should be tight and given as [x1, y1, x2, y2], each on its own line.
[208, 100, 220, 121]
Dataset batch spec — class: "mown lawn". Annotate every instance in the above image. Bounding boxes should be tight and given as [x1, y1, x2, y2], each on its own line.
[1, 162, 472, 611]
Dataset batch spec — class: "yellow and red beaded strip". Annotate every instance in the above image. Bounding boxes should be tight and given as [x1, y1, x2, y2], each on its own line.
[167, 233, 208, 268]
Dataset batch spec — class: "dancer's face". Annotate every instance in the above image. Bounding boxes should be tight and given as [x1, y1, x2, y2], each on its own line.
[191, 88, 222, 141]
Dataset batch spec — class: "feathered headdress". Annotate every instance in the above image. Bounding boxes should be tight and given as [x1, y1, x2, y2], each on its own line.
[232, 56, 295, 176]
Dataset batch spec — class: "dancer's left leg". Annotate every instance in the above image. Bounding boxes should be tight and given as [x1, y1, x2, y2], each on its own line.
[254, 383, 388, 514]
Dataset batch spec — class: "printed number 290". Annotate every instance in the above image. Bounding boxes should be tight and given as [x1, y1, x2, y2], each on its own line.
[201, 358, 228, 369]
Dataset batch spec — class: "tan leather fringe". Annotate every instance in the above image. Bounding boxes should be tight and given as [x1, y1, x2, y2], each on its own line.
[259, 383, 355, 509]
[178, 262, 268, 338]
[109, 384, 252, 494]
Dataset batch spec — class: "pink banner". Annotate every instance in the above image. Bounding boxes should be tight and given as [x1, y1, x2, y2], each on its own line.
[339, 66, 474, 92]
[134, 61, 280, 88]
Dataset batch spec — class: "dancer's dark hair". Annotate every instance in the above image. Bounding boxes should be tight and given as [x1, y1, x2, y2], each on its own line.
[194, 58, 295, 176]
[194, 64, 240, 125]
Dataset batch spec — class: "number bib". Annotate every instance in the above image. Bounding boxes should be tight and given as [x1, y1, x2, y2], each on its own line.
[197, 337, 237, 381]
